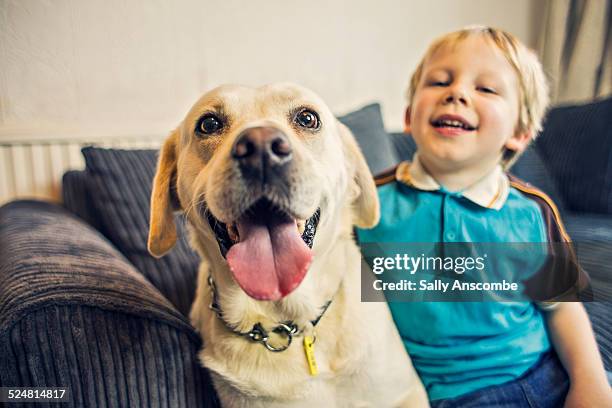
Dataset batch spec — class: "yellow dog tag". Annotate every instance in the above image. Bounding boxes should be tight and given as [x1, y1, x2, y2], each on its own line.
[303, 335, 318, 376]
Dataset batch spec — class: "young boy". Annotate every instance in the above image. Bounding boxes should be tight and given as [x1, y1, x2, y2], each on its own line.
[358, 26, 611, 407]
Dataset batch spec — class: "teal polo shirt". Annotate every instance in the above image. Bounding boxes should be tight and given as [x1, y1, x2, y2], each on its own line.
[356, 158, 552, 401]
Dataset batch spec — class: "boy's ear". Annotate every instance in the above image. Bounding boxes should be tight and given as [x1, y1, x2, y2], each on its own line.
[505, 130, 533, 153]
[404, 107, 412, 133]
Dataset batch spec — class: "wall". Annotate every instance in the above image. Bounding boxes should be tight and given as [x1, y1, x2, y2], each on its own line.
[0, 0, 539, 140]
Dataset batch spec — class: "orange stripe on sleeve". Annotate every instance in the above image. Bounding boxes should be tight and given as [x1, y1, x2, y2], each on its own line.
[373, 164, 399, 186]
[510, 181, 571, 243]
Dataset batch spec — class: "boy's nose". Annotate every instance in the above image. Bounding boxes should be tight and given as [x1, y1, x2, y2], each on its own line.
[443, 88, 469, 106]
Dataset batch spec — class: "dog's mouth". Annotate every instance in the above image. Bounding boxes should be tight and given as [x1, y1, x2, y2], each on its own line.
[205, 198, 321, 301]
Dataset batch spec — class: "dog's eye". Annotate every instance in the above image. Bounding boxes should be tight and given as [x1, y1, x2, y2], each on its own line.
[197, 114, 223, 135]
[295, 109, 320, 130]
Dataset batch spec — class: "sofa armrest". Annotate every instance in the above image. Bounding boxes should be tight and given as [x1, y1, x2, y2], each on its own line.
[0, 200, 188, 330]
[0, 200, 218, 407]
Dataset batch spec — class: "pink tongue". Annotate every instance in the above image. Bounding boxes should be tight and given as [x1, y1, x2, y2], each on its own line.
[226, 216, 312, 300]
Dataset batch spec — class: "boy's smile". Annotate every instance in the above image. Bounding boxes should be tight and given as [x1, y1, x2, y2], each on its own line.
[430, 113, 477, 137]
[406, 35, 530, 189]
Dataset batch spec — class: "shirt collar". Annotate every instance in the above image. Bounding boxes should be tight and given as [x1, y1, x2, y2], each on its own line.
[395, 153, 510, 210]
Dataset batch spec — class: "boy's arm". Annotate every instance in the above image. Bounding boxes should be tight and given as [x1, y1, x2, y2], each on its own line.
[544, 302, 612, 407]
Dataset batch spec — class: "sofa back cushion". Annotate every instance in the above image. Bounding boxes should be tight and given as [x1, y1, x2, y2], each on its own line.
[389, 132, 417, 163]
[536, 97, 612, 214]
[81, 147, 200, 316]
[338, 103, 398, 174]
[63, 169, 100, 230]
[509, 145, 567, 212]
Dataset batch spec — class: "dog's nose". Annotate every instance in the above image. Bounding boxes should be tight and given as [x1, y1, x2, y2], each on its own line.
[232, 127, 292, 180]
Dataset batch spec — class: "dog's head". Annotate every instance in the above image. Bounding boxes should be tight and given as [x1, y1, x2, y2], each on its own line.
[148, 83, 379, 301]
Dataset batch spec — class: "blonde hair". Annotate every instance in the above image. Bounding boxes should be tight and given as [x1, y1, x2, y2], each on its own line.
[406, 26, 550, 167]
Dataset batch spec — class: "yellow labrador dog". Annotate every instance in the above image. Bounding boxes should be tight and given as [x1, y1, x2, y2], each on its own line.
[148, 83, 428, 407]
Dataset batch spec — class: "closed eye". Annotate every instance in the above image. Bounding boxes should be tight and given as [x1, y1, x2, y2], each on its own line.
[477, 86, 497, 94]
[429, 81, 449, 87]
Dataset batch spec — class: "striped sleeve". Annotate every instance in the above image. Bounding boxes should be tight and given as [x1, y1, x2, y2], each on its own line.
[509, 176, 592, 303]
[374, 165, 399, 186]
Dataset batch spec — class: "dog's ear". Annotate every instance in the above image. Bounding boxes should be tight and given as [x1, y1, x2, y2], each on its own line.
[148, 129, 180, 257]
[338, 122, 380, 228]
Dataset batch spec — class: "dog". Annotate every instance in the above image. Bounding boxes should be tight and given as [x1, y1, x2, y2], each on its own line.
[147, 83, 429, 407]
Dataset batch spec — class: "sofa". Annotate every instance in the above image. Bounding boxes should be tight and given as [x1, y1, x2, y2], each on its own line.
[1, 97, 611, 407]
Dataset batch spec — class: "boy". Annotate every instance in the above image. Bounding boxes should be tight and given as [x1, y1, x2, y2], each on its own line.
[358, 26, 611, 407]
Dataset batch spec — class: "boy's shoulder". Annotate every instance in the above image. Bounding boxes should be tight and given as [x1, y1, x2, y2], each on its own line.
[373, 164, 400, 187]
[508, 175, 590, 301]
[373, 161, 417, 188]
[507, 174, 570, 243]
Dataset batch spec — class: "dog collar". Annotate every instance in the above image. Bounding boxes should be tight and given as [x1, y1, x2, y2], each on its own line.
[207, 275, 332, 352]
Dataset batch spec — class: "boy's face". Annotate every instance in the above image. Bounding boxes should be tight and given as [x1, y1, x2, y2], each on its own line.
[406, 36, 530, 174]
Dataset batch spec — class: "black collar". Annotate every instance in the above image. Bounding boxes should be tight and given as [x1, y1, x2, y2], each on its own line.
[207, 276, 333, 352]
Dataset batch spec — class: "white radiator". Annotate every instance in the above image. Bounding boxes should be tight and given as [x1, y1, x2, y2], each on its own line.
[0, 137, 164, 205]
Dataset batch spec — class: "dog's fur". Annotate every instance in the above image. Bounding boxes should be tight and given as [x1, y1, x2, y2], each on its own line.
[148, 83, 428, 407]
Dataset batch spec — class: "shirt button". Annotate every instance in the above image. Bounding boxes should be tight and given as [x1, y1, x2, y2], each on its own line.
[446, 232, 456, 240]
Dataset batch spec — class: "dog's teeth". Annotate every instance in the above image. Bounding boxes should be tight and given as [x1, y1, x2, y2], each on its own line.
[228, 223, 239, 243]
[297, 220, 305, 235]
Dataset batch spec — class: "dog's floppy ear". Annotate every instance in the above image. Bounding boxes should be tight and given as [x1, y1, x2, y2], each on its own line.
[148, 129, 180, 257]
[338, 122, 380, 228]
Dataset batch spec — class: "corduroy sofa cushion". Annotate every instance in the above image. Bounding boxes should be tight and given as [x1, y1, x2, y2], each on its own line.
[536, 97, 612, 214]
[338, 103, 399, 174]
[0, 200, 218, 407]
[508, 145, 567, 212]
[63, 169, 100, 230]
[81, 147, 200, 316]
[0, 200, 190, 334]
